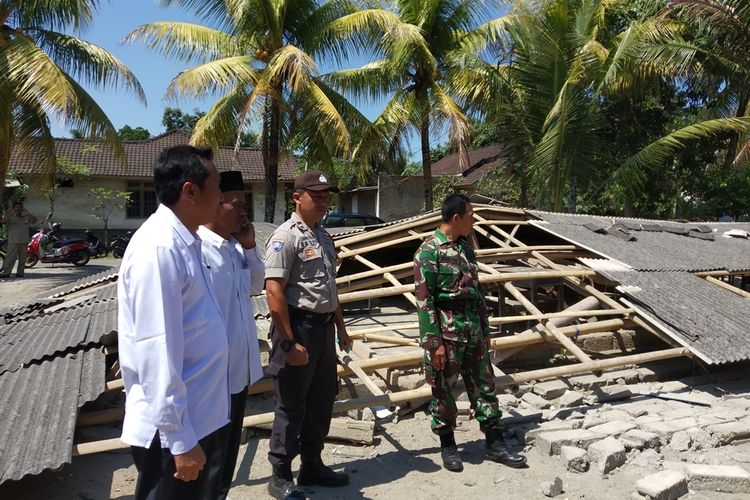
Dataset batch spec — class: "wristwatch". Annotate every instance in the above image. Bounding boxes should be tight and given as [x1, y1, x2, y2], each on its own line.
[280, 339, 297, 352]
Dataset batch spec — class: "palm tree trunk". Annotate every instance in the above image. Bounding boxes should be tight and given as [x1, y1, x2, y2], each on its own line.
[264, 97, 281, 223]
[418, 90, 433, 212]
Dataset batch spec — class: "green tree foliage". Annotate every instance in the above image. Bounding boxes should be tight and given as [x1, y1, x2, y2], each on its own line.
[0, 1, 143, 203]
[118, 125, 151, 141]
[89, 187, 131, 247]
[162, 107, 206, 133]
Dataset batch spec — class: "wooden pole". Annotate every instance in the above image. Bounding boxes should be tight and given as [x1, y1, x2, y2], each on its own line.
[705, 275, 750, 299]
[343, 246, 417, 306]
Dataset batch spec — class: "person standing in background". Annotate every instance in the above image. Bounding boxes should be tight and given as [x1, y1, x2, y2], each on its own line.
[1, 201, 37, 278]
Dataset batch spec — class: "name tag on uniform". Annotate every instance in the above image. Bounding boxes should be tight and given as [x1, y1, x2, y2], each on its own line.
[300, 245, 321, 261]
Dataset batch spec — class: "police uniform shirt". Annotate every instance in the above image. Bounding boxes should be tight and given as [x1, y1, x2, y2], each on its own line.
[264, 212, 338, 314]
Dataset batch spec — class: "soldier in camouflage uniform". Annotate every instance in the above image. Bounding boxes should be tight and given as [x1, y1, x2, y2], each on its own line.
[414, 194, 527, 472]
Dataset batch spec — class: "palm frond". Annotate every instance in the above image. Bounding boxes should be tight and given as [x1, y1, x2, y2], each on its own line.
[166, 56, 258, 100]
[122, 22, 242, 64]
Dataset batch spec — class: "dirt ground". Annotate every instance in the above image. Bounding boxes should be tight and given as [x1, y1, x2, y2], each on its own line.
[1, 260, 749, 499]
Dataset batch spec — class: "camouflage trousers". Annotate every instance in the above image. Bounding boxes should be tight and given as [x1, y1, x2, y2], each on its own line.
[425, 338, 502, 434]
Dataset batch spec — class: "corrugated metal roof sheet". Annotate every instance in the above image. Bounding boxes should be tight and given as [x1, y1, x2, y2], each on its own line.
[599, 270, 750, 365]
[529, 212, 750, 272]
[43, 269, 119, 298]
[0, 347, 105, 484]
[0, 297, 64, 322]
[0, 300, 117, 375]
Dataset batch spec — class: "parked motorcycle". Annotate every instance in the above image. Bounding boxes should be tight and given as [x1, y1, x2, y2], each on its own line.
[85, 228, 107, 257]
[108, 230, 133, 258]
[26, 226, 91, 267]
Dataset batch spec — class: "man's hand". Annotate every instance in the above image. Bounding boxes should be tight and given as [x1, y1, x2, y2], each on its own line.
[173, 444, 206, 482]
[234, 216, 256, 249]
[430, 344, 447, 370]
[285, 342, 309, 366]
[337, 327, 352, 351]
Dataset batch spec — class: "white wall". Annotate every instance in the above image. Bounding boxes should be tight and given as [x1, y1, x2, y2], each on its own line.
[251, 182, 287, 222]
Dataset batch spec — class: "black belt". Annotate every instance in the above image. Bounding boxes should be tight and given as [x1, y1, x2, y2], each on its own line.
[289, 306, 334, 324]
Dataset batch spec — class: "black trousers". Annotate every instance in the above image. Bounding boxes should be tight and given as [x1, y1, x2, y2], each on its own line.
[217, 389, 248, 500]
[267, 308, 338, 466]
[131, 425, 229, 500]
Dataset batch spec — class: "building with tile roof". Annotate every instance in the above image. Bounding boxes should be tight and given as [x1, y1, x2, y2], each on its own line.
[8, 130, 296, 230]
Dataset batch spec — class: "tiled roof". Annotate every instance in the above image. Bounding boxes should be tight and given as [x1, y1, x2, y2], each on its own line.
[9, 130, 295, 181]
[600, 270, 750, 365]
[529, 211, 750, 272]
[0, 347, 105, 484]
[431, 144, 504, 176]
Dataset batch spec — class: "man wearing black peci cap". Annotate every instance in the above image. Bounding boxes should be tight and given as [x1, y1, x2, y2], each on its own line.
[264, 170, 352, 499]
[198, 171, 265, 499]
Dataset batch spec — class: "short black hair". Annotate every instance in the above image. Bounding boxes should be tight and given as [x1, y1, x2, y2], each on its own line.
[154, 145, 213, 207]
[441, 193, 471, 222]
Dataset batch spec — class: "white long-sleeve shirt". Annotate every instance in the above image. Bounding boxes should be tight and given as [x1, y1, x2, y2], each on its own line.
[118, 205, 230, 455]
[198, 226, 265, 394]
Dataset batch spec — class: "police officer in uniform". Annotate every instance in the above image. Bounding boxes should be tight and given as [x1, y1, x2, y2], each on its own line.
[264, 170, 352, 499]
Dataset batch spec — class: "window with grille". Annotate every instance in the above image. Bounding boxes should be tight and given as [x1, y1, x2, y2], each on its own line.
[126, 180, 157, 219]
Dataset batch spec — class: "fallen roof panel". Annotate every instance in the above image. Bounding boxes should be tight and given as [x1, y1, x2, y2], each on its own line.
[600, 270, 750, 365]
[0, 347, 105, 484]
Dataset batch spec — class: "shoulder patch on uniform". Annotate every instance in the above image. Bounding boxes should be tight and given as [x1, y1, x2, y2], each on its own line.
[271, 240, 285, 252]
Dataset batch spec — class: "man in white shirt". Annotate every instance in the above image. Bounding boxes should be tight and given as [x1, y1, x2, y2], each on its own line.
[118, 145, 229, 500]
[197, 171, 265, 499]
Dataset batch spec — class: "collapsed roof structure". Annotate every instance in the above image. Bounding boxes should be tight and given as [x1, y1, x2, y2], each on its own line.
[1, 205, 749, 484]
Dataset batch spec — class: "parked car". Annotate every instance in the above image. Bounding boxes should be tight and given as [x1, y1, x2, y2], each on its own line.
[322, 213, 385, 228]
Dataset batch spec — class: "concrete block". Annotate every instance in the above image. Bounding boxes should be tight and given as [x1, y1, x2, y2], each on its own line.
[536, 428, 606, 456]
[523, 420, 577, 445]
[589, 385, 633, 403]
[522, 391, 552, 409]
[588, 436, 627, 474]
[560, 445, 588, 473]
[630, 449, 661, 469]
[697, 414, 726, 427]
[598, 409, 635, 423]
[668, 431, 691, 452]
[500, 408, 544, 427]
[620, 429, 661, 451]
[589, 420, 637, 438]
[634, 414, 663, 425]
[683, 463, 750, 493]
[640, 421, 680, 441]
[558, 390, 585, 408]
[686, 428, 715, 450]
[533, 379, 570, 400]
[545, 408, 585, 422]
[706, 420, 750, 445]
[497, 394, 519, 408]
[581, 414, 606, 429]
[541, 476, 563, 497]
[635, 470, 688, 500]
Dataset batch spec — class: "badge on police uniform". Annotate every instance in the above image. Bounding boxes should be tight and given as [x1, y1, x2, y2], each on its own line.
[300, 245, 321, 261]
[272, 240, 284, 252]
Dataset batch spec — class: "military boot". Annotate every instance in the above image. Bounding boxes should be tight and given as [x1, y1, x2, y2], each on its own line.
[439, 431, 463, 472]
[268, 463, 306, 499]
[485, 428, 527, 468]
[297, 456, 349, 487]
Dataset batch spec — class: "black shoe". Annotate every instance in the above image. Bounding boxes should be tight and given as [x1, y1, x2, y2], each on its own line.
[297, 457, 349, 487]
[440, 445, 463, 472]
[268, 463, 306, 499]
[485, 429, 527, 468]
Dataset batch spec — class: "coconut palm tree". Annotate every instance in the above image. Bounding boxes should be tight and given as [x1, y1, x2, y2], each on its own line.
[0, 1, 144, 202]
[450, 0, 750, 212]
[325, 0, 495, 211]
[126, 0, 365, 222]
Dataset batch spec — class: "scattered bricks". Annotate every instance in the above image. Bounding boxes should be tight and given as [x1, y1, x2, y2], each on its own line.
[620, 429, 661, 451]
[588, 437, 627, 474]
[683, 463, 750, 494]
[630, 449, 661, 469]
[545, 408, 585, 422]
[523, 420, 578, 445]
[589, 385, 633, 403]
[723, 398, 750, 411]
[705, 407, 748, 422]
[634, 414, 663, 426]
[658, 407, 699, 421]
[697, 414, 727, 427]
[686, 428, 715, 451]
[541, 476, 563, 497]
[668, 431, 691, 452]
[568, 369, 639, 390]
[706, 420, 750, 445]
[558, 390, 585, 408]
[640, 421, 681, 442]
[582, 414, 606, 429]
[533, 379, 570, 400]
[497, 394, 519, 408]
[589, 420, 637, 438]
[560, 445, 588, 473]
[536, 429, 606, 456]
[500, 408, 544, 427]
[635, 470, 688, 500]
[597, 409, 635, 423]
[635, 366, 659, 383]
[522, 391, 552, 409]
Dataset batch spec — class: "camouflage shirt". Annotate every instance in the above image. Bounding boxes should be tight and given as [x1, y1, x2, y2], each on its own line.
[414, 229, 489, 349]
